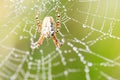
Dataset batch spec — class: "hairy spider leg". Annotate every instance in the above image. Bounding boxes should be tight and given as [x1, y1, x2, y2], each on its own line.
[52, 33, 60, 48]
[56, 9, 60, 28]
[37, 35, 44, 46]
[36, 13, 42, 32]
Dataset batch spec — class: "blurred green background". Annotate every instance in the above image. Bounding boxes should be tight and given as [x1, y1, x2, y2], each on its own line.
[0, 0, 120, 80]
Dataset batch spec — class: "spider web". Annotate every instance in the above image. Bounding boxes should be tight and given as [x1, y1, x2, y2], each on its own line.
[0, 0, 120, 80]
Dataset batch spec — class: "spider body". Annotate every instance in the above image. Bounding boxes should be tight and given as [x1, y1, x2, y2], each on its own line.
[41, 16, 55, 38]
[31, 10, 63, 49]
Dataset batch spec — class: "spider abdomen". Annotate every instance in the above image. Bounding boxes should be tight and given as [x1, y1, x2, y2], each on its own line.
[41, 16, 55, 38]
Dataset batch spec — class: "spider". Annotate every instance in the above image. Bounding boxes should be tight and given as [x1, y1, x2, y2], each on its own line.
[31, 10, 63, 49]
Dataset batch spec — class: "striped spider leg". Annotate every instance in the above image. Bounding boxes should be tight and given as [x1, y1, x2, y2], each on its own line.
[52, 9, 62, 48]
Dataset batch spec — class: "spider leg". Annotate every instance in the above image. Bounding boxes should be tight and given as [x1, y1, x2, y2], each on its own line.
[52, 33, 61, 48]
[36, 13, 42, 33]
[56, 9, 60, 28]
[37, 35, 44, 46]
[31, 35, 44, 49]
